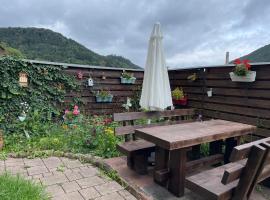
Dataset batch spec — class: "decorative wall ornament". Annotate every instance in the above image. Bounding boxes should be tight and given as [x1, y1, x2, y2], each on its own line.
[19, 72, 28, 87]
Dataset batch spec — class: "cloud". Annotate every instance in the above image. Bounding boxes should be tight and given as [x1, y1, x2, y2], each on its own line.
[0, 0, 270, 68]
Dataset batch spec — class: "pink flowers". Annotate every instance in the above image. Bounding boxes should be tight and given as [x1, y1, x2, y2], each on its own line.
[73, 105, 80, 115]
[65, 105, 80, 116]
[77, 71, 83, 79]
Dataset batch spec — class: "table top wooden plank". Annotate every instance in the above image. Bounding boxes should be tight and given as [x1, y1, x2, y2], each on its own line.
[135, 120, 256, 150]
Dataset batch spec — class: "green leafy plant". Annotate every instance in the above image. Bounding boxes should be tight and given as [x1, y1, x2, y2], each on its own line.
[95, 89, 113, 99]
[0, 56, 79, 134]
[233, 59, 251, 76]
[172, 87, 185, 100]
[121, 71, 135, 79]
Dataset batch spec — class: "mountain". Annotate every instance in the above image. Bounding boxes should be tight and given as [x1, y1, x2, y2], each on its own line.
[237, 44, 270, 63]
[0, 27, 140, 69]
[0, 42, 24, 58]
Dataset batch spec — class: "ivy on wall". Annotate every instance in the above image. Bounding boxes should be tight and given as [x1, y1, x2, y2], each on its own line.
[0, 56, 79, 133]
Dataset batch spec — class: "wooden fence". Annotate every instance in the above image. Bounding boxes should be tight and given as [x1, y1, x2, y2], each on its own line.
[169, 64, 270, 138]
[64, 67, 144, 115]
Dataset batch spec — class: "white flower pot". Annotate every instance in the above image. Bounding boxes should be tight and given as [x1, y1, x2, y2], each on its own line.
[229, 71, 256, 82]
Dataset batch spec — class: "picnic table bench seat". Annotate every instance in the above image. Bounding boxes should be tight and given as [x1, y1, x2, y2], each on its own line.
[113, 108, 195, 174]
[186, 137, 270, 200]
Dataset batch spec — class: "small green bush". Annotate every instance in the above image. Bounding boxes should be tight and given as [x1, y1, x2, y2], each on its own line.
[0, 173, 49, 200]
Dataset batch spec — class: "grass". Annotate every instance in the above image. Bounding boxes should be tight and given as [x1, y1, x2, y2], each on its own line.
[0, 173, 49, 200]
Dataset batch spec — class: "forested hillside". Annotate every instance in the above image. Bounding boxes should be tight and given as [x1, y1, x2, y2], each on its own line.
[0, 27, 140, 69]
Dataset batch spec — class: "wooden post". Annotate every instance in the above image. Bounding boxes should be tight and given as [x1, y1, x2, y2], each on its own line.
[168, 148, 188, 197]
[154, 146, 169, 186]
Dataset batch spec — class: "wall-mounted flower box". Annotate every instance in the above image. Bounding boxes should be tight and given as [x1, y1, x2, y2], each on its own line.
[95, 89, 113, 103]
[229, 59, 256, 82]
[120, 77, 136, 84]
[96, 95, 113, 103]
[173, 97, 187, 106]
[120, 71, 136, 84]
[229, 71, 256, 82]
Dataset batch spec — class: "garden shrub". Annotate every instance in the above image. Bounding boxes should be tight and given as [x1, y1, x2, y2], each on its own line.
[0, 56, 79, 134]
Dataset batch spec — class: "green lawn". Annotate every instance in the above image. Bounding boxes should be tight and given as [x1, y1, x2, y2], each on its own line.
[0, 173, 49, 200]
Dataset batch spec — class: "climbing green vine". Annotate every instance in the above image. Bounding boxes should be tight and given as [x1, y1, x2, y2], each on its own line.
[0, 56, 79, 134]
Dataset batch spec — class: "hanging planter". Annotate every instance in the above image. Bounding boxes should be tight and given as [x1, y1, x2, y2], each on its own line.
[229, 59, 256, 82]
[95, 90, 113, 103]
[120, 71, 136, 84]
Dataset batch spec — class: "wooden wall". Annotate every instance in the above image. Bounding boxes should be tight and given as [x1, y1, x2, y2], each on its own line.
[64, 67, 144, 115]
[169, 64, 270, 138]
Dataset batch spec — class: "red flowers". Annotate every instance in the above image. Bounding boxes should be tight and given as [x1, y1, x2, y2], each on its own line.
[233, 59, 251, 70]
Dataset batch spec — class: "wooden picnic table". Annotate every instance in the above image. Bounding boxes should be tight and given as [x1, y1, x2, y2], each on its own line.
[135, 119, 256, 197]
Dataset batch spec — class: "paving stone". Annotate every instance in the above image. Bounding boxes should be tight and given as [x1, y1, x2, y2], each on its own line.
[95, 192, 125, 200]
[79, 187, 101, 199]
[41, 173, 68, 186]
[62, 181, 81, 193]
[43, 172, 53, 177]
[52, 191, 84, 200]
[118, 190, 137, 200]
[43, 157, 63, 169]
[95, 181, 123, 195]
[65, 171, 83, 181]
[2, 157, 136, 200]
[27, 165, 48, 176]
[78, 166, 98, 178]
[5, 159, 24, 167]
[76, 176, 105, 188]
[23, 158, 44, 167]
[5, 166, 26, 174]
[62, 159, 83, 169]
[32, 174, 43, 179]
[46, 184, 65, 197]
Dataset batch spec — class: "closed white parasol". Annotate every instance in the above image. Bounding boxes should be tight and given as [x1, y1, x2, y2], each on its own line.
[140, 22, 173, 110]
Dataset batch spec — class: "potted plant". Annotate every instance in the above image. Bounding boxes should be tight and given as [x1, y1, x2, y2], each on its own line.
[120, 71, 136, 84]
[95, 89, 113, 103]
[172, 87, 187, 106]
[229, 59, 256, 82]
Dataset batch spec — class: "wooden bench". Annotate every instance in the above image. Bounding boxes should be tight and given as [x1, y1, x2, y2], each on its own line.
[186, 137, 270, 200]
[113, 108, 195, 174]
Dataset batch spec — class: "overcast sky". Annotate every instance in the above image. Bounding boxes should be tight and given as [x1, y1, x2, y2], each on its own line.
[1, 0, 270, 68]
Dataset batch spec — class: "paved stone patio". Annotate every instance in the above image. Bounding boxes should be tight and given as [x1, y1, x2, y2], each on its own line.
[0, 157, 137, 200]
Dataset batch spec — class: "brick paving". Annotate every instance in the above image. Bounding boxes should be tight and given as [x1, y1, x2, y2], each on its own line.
[0, 157, 137, 200]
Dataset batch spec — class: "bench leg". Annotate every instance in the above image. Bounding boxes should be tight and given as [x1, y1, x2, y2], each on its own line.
[224, 138, 238, 164]
[168, 148, 188, 197]
[127, 155, 134, 169]
[154, 146, 169, 186]
[133, 152, 148, 175]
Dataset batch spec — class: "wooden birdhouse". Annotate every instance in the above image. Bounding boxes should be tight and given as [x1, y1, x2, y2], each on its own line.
[19, 72, 28, 87]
